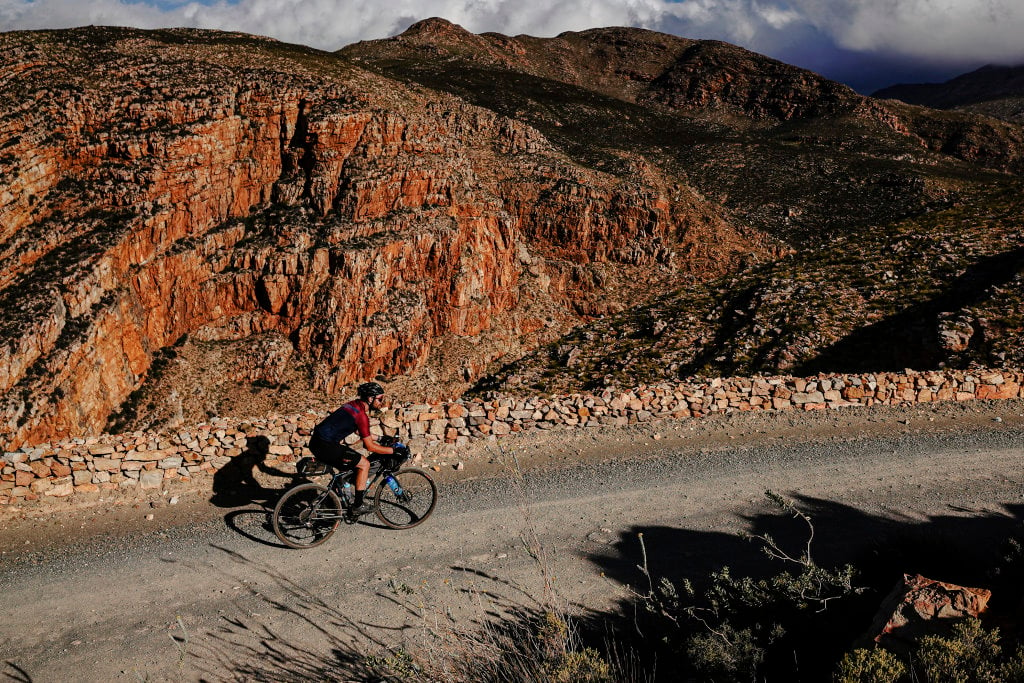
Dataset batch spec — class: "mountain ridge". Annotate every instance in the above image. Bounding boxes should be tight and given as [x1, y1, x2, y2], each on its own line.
[1, 22, 1022, 448]
[874, 63, 1024, 123]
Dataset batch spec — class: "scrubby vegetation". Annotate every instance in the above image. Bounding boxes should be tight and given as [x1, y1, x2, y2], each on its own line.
[473, 180, 1024, 396]
[227, 490, 1024, 682]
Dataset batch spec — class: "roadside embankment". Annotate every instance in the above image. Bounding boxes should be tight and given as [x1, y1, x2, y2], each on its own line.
[2, 368, 1022, 507]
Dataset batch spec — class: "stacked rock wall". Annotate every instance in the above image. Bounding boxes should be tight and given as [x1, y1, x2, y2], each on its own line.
[2, 368, 1021, 505]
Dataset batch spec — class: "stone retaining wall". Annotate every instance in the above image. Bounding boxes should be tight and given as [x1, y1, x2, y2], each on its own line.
[3, 369, 1022, 504]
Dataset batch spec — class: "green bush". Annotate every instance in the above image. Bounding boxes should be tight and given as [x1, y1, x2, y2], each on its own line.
[834, 648, 906, 683]
[917, 618, 1024, 683]
[686, 623, 765, 682]
[547, 646, 613, 683]
[635, 492, 866, 682]
[833, 620, 1024, 683]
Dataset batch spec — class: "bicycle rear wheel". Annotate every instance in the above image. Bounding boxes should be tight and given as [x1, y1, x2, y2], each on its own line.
[272, 483, 342, 548]
[374, 467, 438, 529]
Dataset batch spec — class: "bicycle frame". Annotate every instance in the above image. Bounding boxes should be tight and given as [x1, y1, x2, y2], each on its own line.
[309, 462, 406, 522]
[273, 455, 436, 546]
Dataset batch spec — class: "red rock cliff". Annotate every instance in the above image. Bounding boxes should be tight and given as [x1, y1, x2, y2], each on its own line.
[0, 27, 774, 448]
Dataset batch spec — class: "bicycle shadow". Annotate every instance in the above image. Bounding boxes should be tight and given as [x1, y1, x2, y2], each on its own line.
[224, 486, 393, 549]
[209, 435, 312, 546]
[222, 509, 289, 549]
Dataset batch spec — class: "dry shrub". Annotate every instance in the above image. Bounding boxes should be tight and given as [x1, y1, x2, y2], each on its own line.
[834, 647, 906, 683]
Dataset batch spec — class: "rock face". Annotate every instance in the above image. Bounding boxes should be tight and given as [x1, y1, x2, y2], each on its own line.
[0, 26, 775, 448]
[2, 23, 1023, 449]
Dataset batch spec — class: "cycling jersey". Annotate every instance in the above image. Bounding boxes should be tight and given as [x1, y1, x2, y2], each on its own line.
[313, 400, 370, 443]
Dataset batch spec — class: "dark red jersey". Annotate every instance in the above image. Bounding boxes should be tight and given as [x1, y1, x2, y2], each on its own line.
[313, 400, 370, 443]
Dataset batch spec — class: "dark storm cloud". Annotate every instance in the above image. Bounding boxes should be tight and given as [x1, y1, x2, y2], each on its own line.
[1, 0, 1021, 92]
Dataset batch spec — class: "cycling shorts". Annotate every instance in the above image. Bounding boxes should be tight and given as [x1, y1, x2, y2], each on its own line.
[308, 434, 363, 470]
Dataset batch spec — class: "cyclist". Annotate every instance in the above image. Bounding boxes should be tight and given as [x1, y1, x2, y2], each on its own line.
[308, 381, 407, 517]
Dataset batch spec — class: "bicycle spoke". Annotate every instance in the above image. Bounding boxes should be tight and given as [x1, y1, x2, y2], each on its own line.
[272, 483, 342, 548]
[374, 468, 437, 529]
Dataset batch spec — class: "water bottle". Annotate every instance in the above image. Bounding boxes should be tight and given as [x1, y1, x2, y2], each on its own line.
[386, 476, 402, 495]
[341, 479, 354, 504]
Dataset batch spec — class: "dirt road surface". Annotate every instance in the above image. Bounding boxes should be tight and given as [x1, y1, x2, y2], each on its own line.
[2, 400, 1023, 681]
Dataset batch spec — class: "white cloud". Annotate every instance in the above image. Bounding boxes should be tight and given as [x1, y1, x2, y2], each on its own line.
[1, 0, 1022, 69]
[789, 0, 1024, 64]
[755, 2, 802, 30]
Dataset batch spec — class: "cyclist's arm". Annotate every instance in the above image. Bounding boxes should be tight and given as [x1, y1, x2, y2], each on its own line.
[362, 436, 394, 455]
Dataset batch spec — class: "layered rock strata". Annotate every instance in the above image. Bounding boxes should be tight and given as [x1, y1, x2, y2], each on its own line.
[3, 368, 1020, 504]
[0, 27, 771, 448]
[4, 22, 1024, 452]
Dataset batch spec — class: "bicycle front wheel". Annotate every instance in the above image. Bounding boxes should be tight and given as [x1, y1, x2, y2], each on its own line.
[374, 468, 438, 529]
[272, 483, 342, 549]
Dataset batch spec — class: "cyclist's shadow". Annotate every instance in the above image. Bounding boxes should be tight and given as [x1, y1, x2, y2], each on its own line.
[210, 435, 299, 545]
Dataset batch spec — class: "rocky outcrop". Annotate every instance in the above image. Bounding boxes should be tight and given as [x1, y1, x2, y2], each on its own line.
[0, 27, 773, 448]
[867, 574, 993, 653]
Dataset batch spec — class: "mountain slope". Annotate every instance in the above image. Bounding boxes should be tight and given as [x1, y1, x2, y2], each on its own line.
[471, 182, 1024, 395]
[343, 19, 1024, 246]
[0, 25, 772, 447]
[344, 20, 1024, 396]
[2, 21, 1023, 447]
[875, 64, 1024, 123]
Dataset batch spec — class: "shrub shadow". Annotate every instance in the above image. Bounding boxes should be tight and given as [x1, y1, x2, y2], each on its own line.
[186, 545, 634, 682]
[2, 661, 32, 683]
[584, 493, 1024, 681]
[185, 545, 405, 682]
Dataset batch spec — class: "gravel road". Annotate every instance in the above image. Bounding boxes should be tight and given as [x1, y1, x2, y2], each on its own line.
[2, 399, 1023, 681]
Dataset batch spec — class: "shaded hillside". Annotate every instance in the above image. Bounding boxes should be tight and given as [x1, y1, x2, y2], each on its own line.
[471, 182, 1024, 395]
[2, 21, 1023, 447]
[875, 64, 1024, 123]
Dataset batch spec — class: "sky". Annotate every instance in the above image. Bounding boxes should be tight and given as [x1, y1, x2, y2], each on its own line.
[2, 0, 1023, 93]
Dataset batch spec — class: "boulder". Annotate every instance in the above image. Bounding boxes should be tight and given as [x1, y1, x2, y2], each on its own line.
[866, 574, 991, 652]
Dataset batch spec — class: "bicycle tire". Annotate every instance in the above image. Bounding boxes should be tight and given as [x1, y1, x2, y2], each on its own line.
[272, 483, 343, 549]
[374, 467, 438, 529]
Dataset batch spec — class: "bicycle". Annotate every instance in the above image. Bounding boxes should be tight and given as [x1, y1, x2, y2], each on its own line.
[272, 446, 438, 549]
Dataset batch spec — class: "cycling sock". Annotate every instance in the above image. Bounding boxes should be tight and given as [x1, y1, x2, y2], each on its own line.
[354, 489, 366, 506]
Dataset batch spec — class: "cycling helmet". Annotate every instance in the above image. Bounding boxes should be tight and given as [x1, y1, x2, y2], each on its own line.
[357, 381, 385, 400]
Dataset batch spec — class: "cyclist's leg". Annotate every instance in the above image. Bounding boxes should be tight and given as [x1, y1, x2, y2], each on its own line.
[308, 435, 352, 471]
[310, 437, 371, 515]
[351, 449, 370, 489]
[344, 446, 373, 515]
